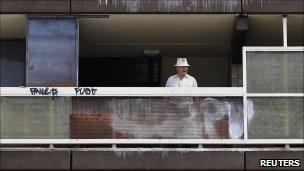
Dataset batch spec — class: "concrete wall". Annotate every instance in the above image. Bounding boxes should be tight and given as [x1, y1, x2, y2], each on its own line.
[0, 148, 71, 170]
[0, 0, 70, 13]
[1, 148, 303, 170]
[1, 0, 303, 14]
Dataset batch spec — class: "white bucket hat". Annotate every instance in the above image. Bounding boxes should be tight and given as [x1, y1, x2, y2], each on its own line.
[174, 58, 190, 67]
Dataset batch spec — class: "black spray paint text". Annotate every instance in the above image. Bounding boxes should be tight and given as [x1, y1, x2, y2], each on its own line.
[75, 87, 98, 95]
[30, 87, 58, 96]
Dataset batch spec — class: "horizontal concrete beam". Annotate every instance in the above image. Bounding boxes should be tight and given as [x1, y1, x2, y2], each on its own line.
[71, 0, 241, 14]
[0, 0, 70, 13]
[242, 0, 304, 14]
[1, 148, 303, 170]
[1, 0, 303, 14]
[0, 148, 71, 170]
[72, 148, 245, 170]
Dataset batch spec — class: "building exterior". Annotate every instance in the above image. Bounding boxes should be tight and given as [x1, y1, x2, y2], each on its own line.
[0, 0, 303, 170]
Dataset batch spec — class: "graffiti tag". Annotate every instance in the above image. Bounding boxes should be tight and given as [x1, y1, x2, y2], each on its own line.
[30, 87, 58, 96]
[75, 87, 98, 95]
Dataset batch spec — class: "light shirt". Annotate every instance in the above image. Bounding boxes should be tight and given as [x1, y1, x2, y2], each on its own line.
[165, 74, 198, 87]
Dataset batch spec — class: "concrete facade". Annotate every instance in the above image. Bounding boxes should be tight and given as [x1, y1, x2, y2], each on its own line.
[1, 0, 303, 14]
[0, 148, 71, 170]
[1, 148, 303, 170]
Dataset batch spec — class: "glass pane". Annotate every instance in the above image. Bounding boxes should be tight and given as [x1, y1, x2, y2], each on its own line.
[246, 51, 304, 93]
[0, 97, 243, 139]
[27, 19, 78, 86]
[247, 97, 304, 139]
[71, 97, 243, 139]
[0, 97, 71, 139]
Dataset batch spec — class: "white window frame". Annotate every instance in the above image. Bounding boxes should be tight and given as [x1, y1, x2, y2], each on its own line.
[0, 46, 303, 145]
[242, 46, 304, 142]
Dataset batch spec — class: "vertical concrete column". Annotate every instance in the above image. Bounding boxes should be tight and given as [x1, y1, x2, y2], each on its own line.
[26, 17, 78, 86]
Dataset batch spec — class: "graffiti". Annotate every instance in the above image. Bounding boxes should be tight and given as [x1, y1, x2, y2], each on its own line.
[75, 87, 98, 95]
[30, 87, 58, 96]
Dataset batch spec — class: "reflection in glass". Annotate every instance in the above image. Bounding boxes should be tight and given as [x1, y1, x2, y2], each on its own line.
[247, 51, 304, 93]
[71, 97, 243, 139]
[248, 97, 304, 139]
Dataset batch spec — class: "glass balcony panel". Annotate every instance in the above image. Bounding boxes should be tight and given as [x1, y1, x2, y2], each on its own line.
[71, 97, 243, 139]
[247, 97, 304, 139]
[0, 97, 71, 139]
[246, 51, 304, 93]
[0, 97, 243, 139]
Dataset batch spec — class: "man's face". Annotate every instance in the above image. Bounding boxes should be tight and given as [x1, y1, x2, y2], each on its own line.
[176, 66, 188, 76]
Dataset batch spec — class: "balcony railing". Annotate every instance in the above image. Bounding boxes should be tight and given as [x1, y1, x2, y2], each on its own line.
[0, 47, 303, 145]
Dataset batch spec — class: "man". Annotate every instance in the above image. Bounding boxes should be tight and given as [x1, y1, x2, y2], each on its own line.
[166, 58, 198, 87]
[165, 58, 200, 110]
[165, 58, 201, 140]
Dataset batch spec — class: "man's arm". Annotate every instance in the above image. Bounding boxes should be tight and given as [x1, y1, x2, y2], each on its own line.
[165, 77, 171, 87]
[193, 78, 198, 87]
[192, 78, 200, 110]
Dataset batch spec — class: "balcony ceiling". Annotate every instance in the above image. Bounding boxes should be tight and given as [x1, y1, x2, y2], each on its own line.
[0, 14, 303, 57]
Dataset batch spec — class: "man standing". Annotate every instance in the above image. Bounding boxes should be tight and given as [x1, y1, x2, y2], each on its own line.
[166, 58, 198, 87]
[165, 58, 200, 110]
[165, 58, 201, 139]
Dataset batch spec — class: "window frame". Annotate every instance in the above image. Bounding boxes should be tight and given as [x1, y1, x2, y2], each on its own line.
[242, 46, 304, 141]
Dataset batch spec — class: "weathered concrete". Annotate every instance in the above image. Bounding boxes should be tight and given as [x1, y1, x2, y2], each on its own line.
[72, 148, 245, 170]
[0, 148, 71, 170]
[71, 0, 304, 14]
[1, 148, 303, 170]
[1, 0, 303, 14]
[71, 0, 241, 14]
[242, 0, 304, 14]
[0, 0, 70, 13]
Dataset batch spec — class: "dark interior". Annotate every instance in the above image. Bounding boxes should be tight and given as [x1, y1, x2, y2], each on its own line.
[79, 56, 161, 87]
